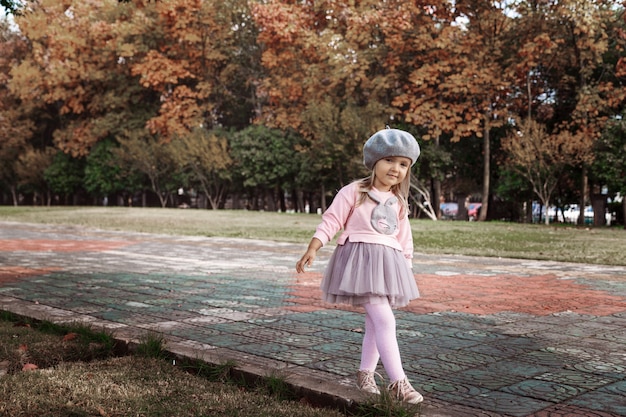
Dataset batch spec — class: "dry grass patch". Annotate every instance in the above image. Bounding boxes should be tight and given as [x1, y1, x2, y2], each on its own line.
[0, 319, 115, 375]
[0, 356, 345, 417]
[0, 318, 346, 417]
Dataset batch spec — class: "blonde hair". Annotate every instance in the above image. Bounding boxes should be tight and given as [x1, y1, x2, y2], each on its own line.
[355, 168, 411, 216]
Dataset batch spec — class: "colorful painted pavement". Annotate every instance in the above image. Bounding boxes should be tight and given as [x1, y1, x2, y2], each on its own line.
[1, 221, 625, 417]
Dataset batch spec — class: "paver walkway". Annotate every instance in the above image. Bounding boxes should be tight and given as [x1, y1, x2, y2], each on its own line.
[1, 221, 625, 417]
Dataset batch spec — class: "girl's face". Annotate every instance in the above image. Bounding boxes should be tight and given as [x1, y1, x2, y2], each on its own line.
[373, 156, 411, 191]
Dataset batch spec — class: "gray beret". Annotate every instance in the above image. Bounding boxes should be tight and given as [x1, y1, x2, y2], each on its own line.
[363, 128, 421, 170]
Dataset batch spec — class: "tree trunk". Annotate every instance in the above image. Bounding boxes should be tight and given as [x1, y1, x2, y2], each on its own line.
[296, 189, 304, 213]
[592, 194, 606, 226]
[578, 166, 588, 225]
[479, 117, 491, 221]
[10, 185, 18, 206]
[456, 194, 468, 220]
[432, 178, 441, 219]
[231, 193, 241, 209]
[279, 187, 287, 212]
[623, 198, 626, 230]
[432, 134, 442, 219]
[266, 188, 276, 211]
[525, 199, 533, 223]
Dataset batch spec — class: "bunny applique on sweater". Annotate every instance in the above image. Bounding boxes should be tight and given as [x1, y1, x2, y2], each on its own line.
[367, 191, 398, 235]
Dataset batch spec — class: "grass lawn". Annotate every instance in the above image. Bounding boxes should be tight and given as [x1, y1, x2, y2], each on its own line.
[0, 206, 624, 266]
[0, 316, 347, 417]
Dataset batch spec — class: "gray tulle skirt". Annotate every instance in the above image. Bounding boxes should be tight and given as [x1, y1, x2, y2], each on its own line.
[320, 241, 420, 308]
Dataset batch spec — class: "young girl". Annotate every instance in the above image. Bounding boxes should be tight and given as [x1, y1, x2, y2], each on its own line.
[295, 127, 423, 404]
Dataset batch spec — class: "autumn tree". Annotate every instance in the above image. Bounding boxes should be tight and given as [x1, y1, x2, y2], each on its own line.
[252, 0, 376, 210]
[253, 0, 456, 212]
[393, 0, 514, 221]
[129, 0, 257, 139]
[502, 118, 587, 225]
[592, 118, 626, 228]
[115, 131, 180, 208]
[0, 18, 32, 205]
[171, 128, 232, 210]
[510, 0, 624, 224]
[15, 146, 55, 205]
[10, 0, 157, 157]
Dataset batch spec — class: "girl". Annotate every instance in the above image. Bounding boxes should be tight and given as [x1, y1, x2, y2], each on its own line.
[295, 127, 423, 404]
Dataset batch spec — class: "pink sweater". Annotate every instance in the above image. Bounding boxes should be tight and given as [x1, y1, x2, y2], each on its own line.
[313, 181, 414, 264]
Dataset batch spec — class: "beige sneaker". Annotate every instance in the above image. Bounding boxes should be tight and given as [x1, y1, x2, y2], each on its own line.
[356, 370, 382, 395]
[388, 377, 423, 404]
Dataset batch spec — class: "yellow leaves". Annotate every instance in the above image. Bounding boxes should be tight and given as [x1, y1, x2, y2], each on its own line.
[145, 85, 206, 138]
[503, 118, 596, 174]
[8, 61, 44, 102]
[132, 50, 195, 88]
[117, 43, 136, 58]
[173, 129, 232, 171]
[261, 50, 280, 69]
[14, 146, 55, 187]
[53, 121, 99, 157]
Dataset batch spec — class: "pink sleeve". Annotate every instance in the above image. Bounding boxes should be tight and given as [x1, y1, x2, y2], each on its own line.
[397, 211, 414, 265]
[312, 185, 355, 246]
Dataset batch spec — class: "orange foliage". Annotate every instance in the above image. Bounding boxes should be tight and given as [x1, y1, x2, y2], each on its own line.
[129, 0, 231, 138]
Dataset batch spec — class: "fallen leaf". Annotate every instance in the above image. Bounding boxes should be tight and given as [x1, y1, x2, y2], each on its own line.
[18, 344, 28, 352]
[63, 332, 78, 341]
[22, 363, 38, 371]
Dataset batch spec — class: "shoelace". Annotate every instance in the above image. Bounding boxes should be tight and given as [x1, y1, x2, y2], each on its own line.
[358, 370, 383, 392]
[389, 377, 423, 403]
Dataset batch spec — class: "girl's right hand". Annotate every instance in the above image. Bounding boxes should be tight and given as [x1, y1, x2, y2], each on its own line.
[295, 238, 323, 273]
[296, 249, 316, 273]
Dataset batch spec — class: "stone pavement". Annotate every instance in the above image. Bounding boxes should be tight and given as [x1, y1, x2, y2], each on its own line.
[0, 220, 625, 417]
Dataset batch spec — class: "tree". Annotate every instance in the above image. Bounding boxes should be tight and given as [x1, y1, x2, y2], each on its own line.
[230, 125, 304, 211]
[129, 0, 255, 139]
[501, 118, 583, 225]
[10, 0, 156, 156]
[393, 0, 514, 221]
[252, 0, 454, 211]
[171, 128, 232, 210]
[0, 18, 33, 205]
[44, 151, 85, 205]
[15, 146, 55, 205]
[592, 118, 626, 228]
[84, 138, 136, 205]
[510, 0, 624, 225]
[115, 131, 179, 208]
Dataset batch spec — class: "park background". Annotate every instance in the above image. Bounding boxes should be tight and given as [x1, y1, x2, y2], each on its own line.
[1, 0, 625, 227]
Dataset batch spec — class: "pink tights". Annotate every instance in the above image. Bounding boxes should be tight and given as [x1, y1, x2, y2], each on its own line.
[359, 302, 406, 382]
